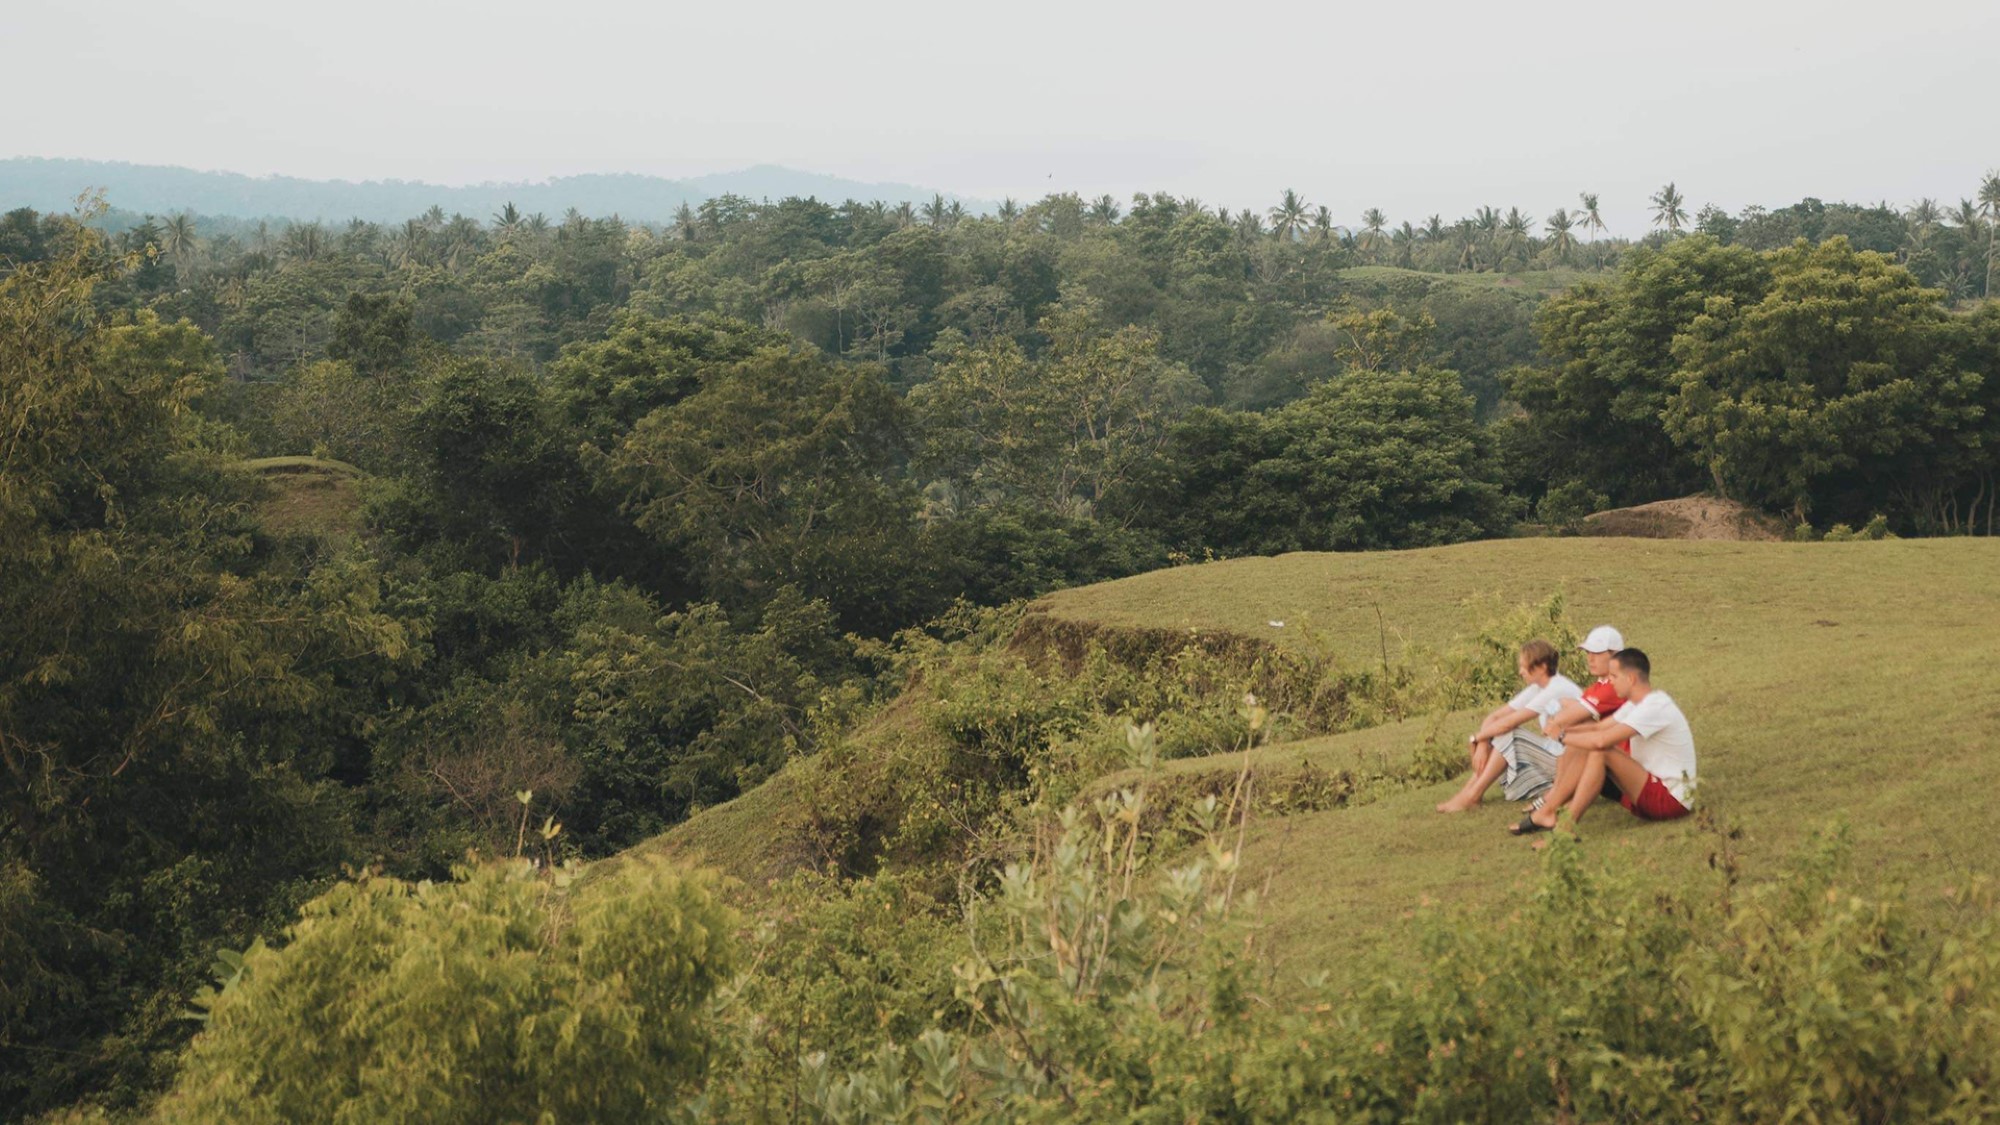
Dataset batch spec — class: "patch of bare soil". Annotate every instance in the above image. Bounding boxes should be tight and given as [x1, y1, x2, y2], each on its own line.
[1581, 496, 1785, 542]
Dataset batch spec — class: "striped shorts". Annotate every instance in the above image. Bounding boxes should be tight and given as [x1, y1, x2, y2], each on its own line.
[1495, 729, 1562, 803]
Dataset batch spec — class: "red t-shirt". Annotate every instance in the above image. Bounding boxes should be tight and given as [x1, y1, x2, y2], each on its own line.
[1580, 678, 1632, 754]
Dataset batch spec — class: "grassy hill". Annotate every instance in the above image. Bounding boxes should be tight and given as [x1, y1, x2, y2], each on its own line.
[630, 537, 2000, 976]
[242, 455, 364, 539]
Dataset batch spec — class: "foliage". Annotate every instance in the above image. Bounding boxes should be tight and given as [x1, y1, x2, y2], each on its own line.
[1504, 234, 1767, 506]
[1666, 237, 1998, 525]
[786, 819, 2000, 1123]
[0, 217, 416, 1114]
[152, 856, 736, 1123]
[1119, 365, 1514, 555]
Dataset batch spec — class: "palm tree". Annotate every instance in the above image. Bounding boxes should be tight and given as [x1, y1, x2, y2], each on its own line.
[1650, 182, 1689, 233]
[1392, 221, 1418, 267]
[1268, 189, 1311, 241]
[160, 212, 199, 280]
[1311, 205, 1334, 243]
[1500, 207, 1534, 265]
[1358, 208, 1389, 260]
[1088, 195, 1122, 225]
[1421, 215, 1446, 243]
[1904, 197, 1941, 257]
[1980, 171, 2000, 297]
[921, 194, 948, 229]
[671, 203, 697, 241]
[1545, 208, 1577, 263]
[1578, 192, 1607, 242]
[527, 212, 551, 236]
[1471, 206, 1501, 270]
[997, 197, 1021, 223]
[492, 202, 524, 238]
[281, 222, 326, 266]
[893, 201, 916, 229]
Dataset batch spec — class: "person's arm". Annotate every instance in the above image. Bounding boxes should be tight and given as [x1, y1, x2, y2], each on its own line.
[1565, 720, 1639, 753]
[1543, 698, 1598, 739]
[1475, 706, 1542, 740]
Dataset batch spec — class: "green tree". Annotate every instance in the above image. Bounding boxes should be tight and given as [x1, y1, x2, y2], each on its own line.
[1, 223, 413, 1114]
[1545, 207, 1578, 263]
[604, 350, 922, 634]
[1664, 237, 1990, 524]
[1578, 191, 1608, 242]
[1267, 190, 1311, 242]
[153, 858, 736, 1124]
[1505, 235, 1767, 504]
[1650, 182, 1689, 233]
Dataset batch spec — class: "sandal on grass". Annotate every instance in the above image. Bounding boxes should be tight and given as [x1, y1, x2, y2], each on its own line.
[1509, 814, 1550, 836]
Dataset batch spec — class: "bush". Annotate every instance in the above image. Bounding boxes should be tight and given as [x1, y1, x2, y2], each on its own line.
[152, 857, 736, 1124]
[792, 819, 2000, 1123]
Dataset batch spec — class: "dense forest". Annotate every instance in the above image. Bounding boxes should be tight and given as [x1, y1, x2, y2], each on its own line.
[4, 175, 2000, 1119]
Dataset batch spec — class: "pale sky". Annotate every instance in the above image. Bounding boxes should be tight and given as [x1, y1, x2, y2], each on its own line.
[6, 0, 1995, 232]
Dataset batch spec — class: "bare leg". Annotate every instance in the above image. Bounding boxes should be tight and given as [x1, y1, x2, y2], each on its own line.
[1529, 747, 1592, 829]
[1438, 738, 1495, 811]
[1438, 749, 1509, 812]
[1536, 749, 1651, 831]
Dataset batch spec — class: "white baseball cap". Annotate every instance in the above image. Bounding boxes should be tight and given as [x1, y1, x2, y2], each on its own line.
[1580, 625, 1625, 653]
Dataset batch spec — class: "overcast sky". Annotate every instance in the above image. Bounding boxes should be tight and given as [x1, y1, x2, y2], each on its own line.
[6, 0, 1995, 232]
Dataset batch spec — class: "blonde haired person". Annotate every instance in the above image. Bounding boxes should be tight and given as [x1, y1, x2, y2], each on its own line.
[1436, 639, 1581, 813]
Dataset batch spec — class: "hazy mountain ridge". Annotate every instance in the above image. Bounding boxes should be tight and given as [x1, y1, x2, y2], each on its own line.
[0, 157, 987, 223]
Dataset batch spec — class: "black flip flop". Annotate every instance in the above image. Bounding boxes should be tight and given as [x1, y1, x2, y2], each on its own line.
[1509, 814, 1549, 836]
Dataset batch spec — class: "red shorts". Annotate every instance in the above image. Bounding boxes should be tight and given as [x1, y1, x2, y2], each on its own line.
[1619, 773, 1690, 821]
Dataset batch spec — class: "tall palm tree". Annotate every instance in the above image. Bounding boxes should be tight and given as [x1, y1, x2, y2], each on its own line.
[492, 202, 524, 237]
[1500, 207, 1533, 264]
[1578, 192, 1607, 242]
[1545, 208, 1577, 263]
[894, 201, 916, 229]
[160, 212, 199, 280]
[1650, 182, 1689, 233]
[1979, 171, 2000, 297]
[1088, 195, 1122, 225]
[1392, 221, 1418, 267]
[921, 194, 948, 229]
[1358, 208, 1389, 260]
[1471, 206, 1501, 270]
[281, 222, 326, 266]
[997, 197, 1021, 223]
[1311, 205, 1334, 243]
[1268, 189, 1311, 241]
[1421, 215, 1446, 243]
[1904, 197, 1941, 256]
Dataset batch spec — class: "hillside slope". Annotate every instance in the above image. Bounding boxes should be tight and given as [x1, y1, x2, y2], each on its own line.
[637, 537, 2000, 973]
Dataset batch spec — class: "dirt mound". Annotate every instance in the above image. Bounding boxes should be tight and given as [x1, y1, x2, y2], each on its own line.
[1581, 496, 1785, 542]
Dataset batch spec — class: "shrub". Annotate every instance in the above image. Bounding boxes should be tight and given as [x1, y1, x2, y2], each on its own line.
[152, 857, 736, 1124]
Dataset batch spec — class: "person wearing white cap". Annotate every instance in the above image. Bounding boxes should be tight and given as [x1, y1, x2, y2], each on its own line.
[1512, 646, 1697, 834]
[1542, 625, 1629, 751]
[1435, 638, 1582, 813]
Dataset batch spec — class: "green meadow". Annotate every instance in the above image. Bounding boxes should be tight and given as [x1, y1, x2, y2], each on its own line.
[651, 536, 2000, 974]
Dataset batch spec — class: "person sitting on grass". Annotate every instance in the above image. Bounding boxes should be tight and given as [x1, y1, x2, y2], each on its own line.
[1436, 639, 1581, 813]
[1510, 647, 1696, 835]
[1534, 624, 1631, 809]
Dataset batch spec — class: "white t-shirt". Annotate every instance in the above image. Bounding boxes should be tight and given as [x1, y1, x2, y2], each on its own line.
[1506, 675, 1583, 734]
[1612, 690, 1698, 806]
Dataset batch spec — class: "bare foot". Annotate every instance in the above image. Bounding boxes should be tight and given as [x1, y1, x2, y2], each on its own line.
[1436, 796, 1477, 813]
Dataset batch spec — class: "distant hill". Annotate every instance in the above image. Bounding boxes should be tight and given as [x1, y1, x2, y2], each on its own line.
[0, 157, 989, 224]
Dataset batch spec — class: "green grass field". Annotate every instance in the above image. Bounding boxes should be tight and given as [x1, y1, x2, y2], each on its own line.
[242, 455, 364, 538]
[634, 537, 2000, 978]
